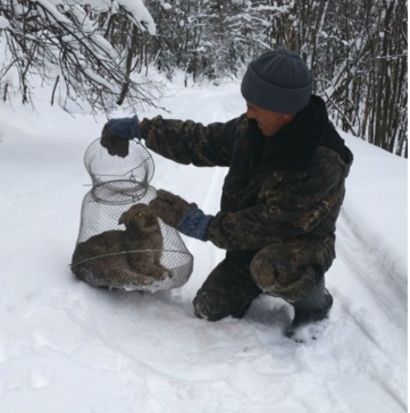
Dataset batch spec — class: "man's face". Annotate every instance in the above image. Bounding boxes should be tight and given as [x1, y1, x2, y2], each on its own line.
[245, 102, 294, 137]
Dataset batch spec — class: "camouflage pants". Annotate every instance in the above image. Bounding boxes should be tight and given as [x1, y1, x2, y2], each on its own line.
[193, 252, 262, 321]
[193, 237, 335, 321]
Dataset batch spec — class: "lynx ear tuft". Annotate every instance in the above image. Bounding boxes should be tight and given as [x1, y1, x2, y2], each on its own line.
[118, 212, 126, 225]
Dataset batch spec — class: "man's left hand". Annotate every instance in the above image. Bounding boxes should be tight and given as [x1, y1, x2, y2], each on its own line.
[149, 189, 213, 241]
[149, 189, 194, 228]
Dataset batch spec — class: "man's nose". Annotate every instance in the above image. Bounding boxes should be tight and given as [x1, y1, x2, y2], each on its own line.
[246, 107, 254, 119]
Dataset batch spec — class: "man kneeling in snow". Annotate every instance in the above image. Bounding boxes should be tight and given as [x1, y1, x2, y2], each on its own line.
[100, 48, 353, 341]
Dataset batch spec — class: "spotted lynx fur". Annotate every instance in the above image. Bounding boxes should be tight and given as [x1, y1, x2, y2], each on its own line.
[71, 204, 169, 289]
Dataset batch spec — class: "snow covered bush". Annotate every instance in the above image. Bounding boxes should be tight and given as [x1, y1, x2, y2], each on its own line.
[0, 0, 157, 112]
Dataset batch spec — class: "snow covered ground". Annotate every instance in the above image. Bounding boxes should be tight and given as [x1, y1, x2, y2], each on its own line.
[0, 77, 407, 412]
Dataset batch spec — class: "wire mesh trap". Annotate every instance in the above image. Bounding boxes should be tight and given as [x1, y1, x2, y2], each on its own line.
[84, 138, 155, 186]
[71, 140, 193, 292]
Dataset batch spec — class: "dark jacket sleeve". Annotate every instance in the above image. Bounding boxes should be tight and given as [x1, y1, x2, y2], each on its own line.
[139, 115, 245, 167]
[206, 149, 347, 250]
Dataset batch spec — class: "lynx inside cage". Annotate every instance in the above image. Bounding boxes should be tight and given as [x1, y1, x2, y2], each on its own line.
[71, 139, 193, 292]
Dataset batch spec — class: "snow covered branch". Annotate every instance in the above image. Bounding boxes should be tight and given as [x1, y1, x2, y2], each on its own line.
[0, 0, 157, 111]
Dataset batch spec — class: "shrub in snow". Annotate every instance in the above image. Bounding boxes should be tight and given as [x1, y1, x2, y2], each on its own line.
[0, 0, 157, 111]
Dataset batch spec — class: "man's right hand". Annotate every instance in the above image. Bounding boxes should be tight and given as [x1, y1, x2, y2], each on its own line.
[100, 116, 141, 157]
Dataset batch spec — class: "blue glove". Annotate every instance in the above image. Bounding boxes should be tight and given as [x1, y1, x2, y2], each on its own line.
[149, 190, 213, 241]
[101, 115, 141, 157]
[177, 207, 213, 241]
[102, 115, 141, 140]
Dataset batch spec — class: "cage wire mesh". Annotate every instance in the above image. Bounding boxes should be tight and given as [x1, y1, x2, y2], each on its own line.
[71, 140, 193, 292]
[84, 138, 155, 186]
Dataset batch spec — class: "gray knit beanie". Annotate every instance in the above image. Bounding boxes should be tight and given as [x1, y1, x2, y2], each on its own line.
[241, 48, 312, 114]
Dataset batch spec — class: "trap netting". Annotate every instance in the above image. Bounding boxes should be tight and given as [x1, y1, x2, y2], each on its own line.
[71, 139, 193, 292]
[84, 138, 155, 186]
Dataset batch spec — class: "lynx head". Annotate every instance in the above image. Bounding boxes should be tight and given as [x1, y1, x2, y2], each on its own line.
[119, 203, 160, 233]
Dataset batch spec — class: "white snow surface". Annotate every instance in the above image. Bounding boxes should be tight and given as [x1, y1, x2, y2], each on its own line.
[0, 16, 10, 30]
[0, 76, 407, 412]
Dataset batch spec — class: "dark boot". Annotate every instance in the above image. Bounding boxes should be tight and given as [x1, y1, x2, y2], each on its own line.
[285, 277, 333, 342]
[193, 254, 262, 321]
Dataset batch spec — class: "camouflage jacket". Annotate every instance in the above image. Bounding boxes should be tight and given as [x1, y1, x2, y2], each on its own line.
[140, 96, 353, 253]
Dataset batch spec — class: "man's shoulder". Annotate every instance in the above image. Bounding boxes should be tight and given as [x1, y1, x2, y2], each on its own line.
[319, 122, 354, 167]
[312, 146, 348, 179]
[274, 146, 347, 190]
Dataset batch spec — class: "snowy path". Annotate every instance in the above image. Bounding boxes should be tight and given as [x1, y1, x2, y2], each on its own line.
[0, 158, 406, 413]
[330, 215, 407, 412]
[0, 209, 406, 412]
[0, 80, 407, 412]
